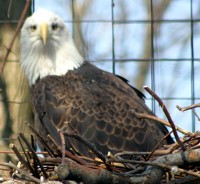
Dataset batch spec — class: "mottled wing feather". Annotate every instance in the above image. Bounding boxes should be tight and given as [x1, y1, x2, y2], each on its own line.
[32, 62, 173, 156]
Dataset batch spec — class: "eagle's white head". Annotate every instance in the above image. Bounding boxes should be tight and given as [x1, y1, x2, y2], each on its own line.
[20, 9, 84, 85]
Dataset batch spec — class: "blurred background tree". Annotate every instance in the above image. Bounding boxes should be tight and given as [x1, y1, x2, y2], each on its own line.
[0, 0, 32, 166]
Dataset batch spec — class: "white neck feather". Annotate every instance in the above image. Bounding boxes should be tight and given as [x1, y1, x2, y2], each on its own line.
[20, 36, 84, 86]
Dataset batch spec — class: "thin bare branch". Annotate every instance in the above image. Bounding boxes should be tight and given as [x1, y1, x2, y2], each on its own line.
[177, 103, 200, 112]
[19, 133, 48, 179]
[64, 132, 106, 163]
[58, 130, 66, 164]
[144, 86, 186, 151]
[131, 110, 193, 136]
[146, 130, 173, 160]
[9, 143, 34, 175]
[0, 162, 40, 183]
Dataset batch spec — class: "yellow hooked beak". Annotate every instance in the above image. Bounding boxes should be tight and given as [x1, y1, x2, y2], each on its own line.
[39, 23, 48, 45]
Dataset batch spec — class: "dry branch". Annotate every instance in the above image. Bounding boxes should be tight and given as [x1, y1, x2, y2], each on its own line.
[64, 132, 106, 163]
[144, 86, 185, 151]
[0, 162, 40, 183]
[58, 130, 66, 164]
[177, 103, 200, 112]
[9, 143, 34, 175]
[131, 110, 193, 136]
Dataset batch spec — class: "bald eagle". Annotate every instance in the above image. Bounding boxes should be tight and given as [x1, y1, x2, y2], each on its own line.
[20, 9, 173, 157]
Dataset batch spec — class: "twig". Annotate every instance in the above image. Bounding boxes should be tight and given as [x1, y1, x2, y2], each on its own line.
[143, 86, 185, 151]
[9, 143, 35, 176]
[64, 133, 106, 163]
[131, 110, 193, 136]
[0, 0, 31, 75]
[146, 130, 173, 160]
[18, 134, 40, 179]
[58, 130, 66, 164]
[47, 134, 62, 155]
[19, 133, 48, 179]
[177, 104, 200, 121]
[27, 123, 56, 157]
[47, 134, 88, 165]
[0, 162, 40, 183]
[114, 149, 172, 157]
[0, 150, 49, 155]
[177, 103, 200, 112]
[192, 109, 200, 121]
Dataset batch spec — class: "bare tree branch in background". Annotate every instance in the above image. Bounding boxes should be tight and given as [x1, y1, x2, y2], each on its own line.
[135, 0, 171, 90]
[0, 0, 32, 167]
[71, 0, 92, 58]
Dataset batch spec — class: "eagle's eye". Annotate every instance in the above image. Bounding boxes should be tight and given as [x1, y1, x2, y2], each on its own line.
[30, 25, 37, 32]
[51, 23, 58, 31]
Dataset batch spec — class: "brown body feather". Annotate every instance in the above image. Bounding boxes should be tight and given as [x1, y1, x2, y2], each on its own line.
[32, 62, 173, 156]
